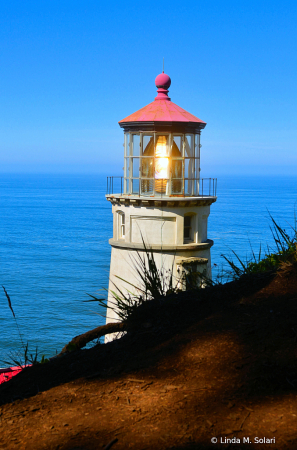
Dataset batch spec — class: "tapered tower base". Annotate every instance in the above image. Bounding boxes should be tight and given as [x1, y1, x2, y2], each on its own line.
[105, 195, 216, 339]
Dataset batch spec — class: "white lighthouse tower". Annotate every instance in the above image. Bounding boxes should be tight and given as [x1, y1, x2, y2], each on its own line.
[105, 72, 217, 325]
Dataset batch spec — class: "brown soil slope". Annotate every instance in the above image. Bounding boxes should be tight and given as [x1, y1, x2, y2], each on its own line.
[0, 266, 297, 450]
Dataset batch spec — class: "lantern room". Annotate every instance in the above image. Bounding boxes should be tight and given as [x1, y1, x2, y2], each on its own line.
[117, 72, 213, 198]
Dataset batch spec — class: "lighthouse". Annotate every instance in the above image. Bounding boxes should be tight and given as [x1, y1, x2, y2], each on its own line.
[105, 72, 217, 326]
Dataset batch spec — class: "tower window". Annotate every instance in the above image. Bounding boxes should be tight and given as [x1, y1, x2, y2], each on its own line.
[184, 216, 192, 241]
[118, 212, 125, 239]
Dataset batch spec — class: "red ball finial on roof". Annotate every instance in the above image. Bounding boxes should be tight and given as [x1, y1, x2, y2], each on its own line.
[155, 72, 171, 101]
[155, 72, 171, 89]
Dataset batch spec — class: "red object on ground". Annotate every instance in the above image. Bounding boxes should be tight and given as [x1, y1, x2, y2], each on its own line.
[0, 366, 24, 384]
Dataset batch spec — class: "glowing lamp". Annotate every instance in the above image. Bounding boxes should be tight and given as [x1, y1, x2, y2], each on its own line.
[155, 136, 169, 179]
[154, 135, 169, 193]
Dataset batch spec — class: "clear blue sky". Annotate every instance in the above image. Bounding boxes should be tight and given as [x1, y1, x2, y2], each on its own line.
[1, 0, 296, 176]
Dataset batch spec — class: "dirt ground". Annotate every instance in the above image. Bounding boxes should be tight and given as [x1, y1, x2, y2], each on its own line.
[0, 265, 297, 450]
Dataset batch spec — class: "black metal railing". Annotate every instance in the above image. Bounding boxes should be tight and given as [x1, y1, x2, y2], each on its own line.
[106, 176, 123, 196]
[107, 176, 217, 198]
[200, 177, 217, 197]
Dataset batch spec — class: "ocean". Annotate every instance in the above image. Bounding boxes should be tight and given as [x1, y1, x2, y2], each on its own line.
[1, 174, 297, 363]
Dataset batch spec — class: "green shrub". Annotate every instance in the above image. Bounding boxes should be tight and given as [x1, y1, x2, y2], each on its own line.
[222, 214, 297, 280]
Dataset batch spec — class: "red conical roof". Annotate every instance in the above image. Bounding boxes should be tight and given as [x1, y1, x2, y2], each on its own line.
[119, 72, 206, 128]
[119, 99, 205, 124]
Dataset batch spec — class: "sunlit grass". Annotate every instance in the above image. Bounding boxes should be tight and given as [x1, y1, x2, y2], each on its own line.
[221, 213, 297, 280]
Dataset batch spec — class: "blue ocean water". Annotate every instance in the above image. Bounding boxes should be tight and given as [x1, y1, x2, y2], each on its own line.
[1, 174, 297, 363]
[0, 174, 112, 364]
[209, 176, 297, 278]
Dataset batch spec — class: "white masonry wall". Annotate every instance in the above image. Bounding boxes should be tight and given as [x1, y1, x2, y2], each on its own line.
[112, 202, 211, 245]
[105, 201, 213, 329]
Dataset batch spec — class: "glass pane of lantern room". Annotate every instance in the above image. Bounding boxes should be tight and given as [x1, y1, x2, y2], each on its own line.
[132, 178, 140, 195]
[172, 179, 183, 195]
[124, 133, 130, 157]
[185, 158, 195, 180]
[194, 135, 200, 186]
[124, 178, 129, 194]
[171, 159, 183, 195]
[172, 158, 183, 179]
[173, 136, 182, 156]
[124, 133, 130, 180]
[141, 178, 153, 195]
[142, 136, 154, 194]
[132, 134, 140, 156]
[141, 157, 153, 178]
[124, 157, 128, 181]
[185, 180, 192, 196]
[132, 158, 139, 178]
[195, 134, 200, 158]
[185, 135, 194, 157]
[132, 179, 139, 195]
[185, 159, 195, 195]
[143, 135, 154, 156]
[195, 158, 200, 186]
